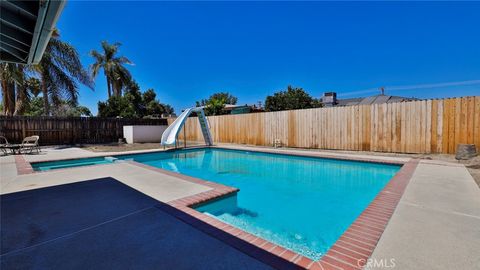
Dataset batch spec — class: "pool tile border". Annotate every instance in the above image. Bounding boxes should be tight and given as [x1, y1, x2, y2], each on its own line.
[321, 159, 418, 270]
[14, 155, 34, 175]
[212, 146, 407, 166]
[126, 156, 419, 270]
[24, 146, 205, 166]
[16, 147, 205, 175]
[18, 145, 406, 175]
[126, 161, 240, 205]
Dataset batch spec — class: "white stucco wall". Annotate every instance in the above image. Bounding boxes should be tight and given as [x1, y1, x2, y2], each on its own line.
[123, 125, 168, 143]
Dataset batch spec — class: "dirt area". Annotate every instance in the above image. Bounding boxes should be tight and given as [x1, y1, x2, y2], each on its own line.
[80, 142, 204, 152]
[462, 157, 480, 187]
[81, 143, 163, 152]
[80, 142, 480, 187]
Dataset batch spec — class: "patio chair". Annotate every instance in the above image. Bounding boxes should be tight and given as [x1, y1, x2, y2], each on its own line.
[20, 135, 41, 154]
[0, 136, 10, 155]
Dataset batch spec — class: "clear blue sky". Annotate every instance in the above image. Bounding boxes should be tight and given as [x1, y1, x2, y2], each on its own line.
[55, 1, 480, 115]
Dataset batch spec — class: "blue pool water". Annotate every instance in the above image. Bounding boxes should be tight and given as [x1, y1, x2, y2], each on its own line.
[32, 148, 400, 260]
[126, 148, 399, 259]
[31, 157, 115, 171]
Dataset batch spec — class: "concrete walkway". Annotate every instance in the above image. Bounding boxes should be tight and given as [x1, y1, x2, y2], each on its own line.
[0, 148, 211, 202]
[369, 160, 480, 270]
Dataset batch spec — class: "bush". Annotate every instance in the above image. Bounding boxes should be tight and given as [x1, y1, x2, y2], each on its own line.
[265, 85, 322, 111]
[98, 83, 174, 118]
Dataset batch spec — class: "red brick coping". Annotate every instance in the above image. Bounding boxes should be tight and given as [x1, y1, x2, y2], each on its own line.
[128, 158, 419, 270]
[14, 148, 419, 269]
[212, 146, 407, 166]
[14, 155, 34, 175]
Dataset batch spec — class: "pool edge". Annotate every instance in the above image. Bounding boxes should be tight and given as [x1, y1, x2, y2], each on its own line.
[20, 145, 404, 175]
[211, 145, 406, 166]
[125, 156, 418, 270]
[14, 147, 418, 269]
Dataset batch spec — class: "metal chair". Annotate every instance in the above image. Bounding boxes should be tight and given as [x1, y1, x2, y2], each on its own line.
[0, 136, 9, 155]
[20, 135, 40, 154]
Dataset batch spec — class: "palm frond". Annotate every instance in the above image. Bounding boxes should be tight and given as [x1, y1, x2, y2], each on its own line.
[114, 56, 134, 65]
[90, 40, 134, 96]
[45, 38, 94, 90]
[46, 63, 79, 103]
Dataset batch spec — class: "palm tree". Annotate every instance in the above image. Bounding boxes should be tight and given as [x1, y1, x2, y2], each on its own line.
[13, 64, 28, 115]
[0, 63, 22, 116]
[205, 96, 227, 116]
[90, 41, 133, 98]
[14, 71, 44, 115]
[36, 30, 93, 115]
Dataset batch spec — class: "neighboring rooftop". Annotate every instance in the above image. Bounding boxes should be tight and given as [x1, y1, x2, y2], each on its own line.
[321, 91, 419, 107]
[195, 104, 264, 115]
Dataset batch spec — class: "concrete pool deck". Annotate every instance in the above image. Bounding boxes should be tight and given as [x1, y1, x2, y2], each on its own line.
[1, 178, 279, 270]
[1, 146, 479, 269]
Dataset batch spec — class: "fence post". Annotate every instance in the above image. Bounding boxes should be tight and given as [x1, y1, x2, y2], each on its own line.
[184, 124, 186, 148]
[22, 118, 26, 138]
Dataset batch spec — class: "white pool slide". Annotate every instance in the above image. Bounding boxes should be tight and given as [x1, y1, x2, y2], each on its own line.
[160, 107, 213, 146]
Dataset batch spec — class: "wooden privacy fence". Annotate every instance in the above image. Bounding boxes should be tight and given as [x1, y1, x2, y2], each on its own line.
[0, 116, 168, 145]
[178, 96, 480, 154]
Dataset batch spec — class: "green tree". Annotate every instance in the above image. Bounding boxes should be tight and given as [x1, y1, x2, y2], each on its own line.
[142, 89, 160, 116]
[13, 65, 29, 115]
[264, 85, 322, 112]
[196, 92, 237, 107]
[123, 81, 144, 117]
[0, 63, 21, 116]
[16, 78, 42, 116]
[24, 97, 45, 116]
[98, 96, 136, 118]
[90, 41, 133, 98]
[205, 96, 227, 116]
[36, 30, 93, 115]
[142, 88, 174, 117]
[98, 83, 174, 118]
[23, 97, 91, 117]
[51, 101, 92, 117]
[1, 30, 91, 117]
[195, 92, 238, 116]
[162, 104, 175, 115]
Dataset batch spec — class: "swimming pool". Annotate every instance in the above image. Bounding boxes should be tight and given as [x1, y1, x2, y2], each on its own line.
[31, 148, 400, 260]
[31, 156, 116, 171]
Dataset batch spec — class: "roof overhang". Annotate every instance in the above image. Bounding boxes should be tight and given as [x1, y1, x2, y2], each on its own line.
[0, 0, 66, 65]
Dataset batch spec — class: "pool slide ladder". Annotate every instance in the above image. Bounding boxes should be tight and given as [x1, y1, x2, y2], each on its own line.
[161, 107, 213, 147]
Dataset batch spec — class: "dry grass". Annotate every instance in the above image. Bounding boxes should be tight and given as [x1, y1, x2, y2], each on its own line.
[80, 142, 204, 152]
[81, 143, 162, 152]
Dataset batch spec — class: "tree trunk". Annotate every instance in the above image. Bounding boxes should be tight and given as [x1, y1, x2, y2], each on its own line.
[1, 80, 7, 115]
[42, 78, 49, 116]
[5, 82, 15, 116]
[0, 63, 15, 116]
[113, 81, 120, 97]
[13, 87, 26, 116]
[14, 65, 26, 115]
[107, 77, 112, 98]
